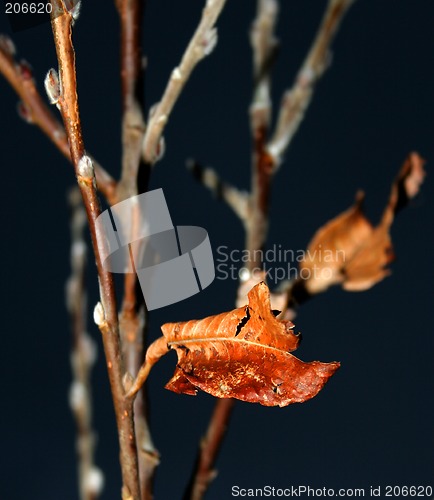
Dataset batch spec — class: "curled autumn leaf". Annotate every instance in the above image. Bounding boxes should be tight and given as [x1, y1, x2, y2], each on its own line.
[145, 282, 339, 407]
[300, 153, 425, 294]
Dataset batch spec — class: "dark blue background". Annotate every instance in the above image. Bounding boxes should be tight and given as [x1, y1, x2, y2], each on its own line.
[0, 1, 433, 498]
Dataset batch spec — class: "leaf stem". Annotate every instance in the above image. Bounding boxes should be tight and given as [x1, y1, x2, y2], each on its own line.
[126, 362, 153, 399]
[127, 336, 170, 400]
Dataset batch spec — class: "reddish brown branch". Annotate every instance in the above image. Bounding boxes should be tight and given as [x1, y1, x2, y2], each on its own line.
[245, 124, 274, 265]
[116, 0, 147, 201]
[49, 3, 140, 498]
[246, 0, 279, 260]
[116, 0, 143, 111]
[115, 1, 159, 497]
[0, 35, 117, 204]
[244, 0, 279, 270]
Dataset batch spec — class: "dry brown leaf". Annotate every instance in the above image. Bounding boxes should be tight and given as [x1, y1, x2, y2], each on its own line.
[300, 191, 373, 293]
[342, 222, 393, 291]
[152, 282, 339, 407]
[300, 153, 425, 294]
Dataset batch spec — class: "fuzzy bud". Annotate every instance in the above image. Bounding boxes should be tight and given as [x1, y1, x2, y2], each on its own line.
[155, 136, 166, 163]
[85, 467, 104, 496]
[77, 155, 94, 179]
[148, 102, 159, 119]
[69, 381, 85, 412]
[18, 59, 33, 80]
[297, 66, 315, 88]
[93, 302, 105, 326]
[17, 101, 33, 124]
[70, 0, 81, 23]
[202, 28, 218, 56]
[238, 268, 251, 283]
[81, 333, 97, 366]
[122, 372, 134, 393]
[0, 35, 16, 58]
[44, 68, 61, 105]
[64, 0, 81, 23]
[171, 67, 182, 81]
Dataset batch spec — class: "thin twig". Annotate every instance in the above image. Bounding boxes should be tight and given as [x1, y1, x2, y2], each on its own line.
[116, 0, 147, 200]
[0, 35, 117, 204]
[142, 0, 227, 164]
[250, 0, 279, 133]
[66, 188, 104, 500]
[49, 3, 140, 498]
[245, 119, 274, 263]
[115, 1, 159, 496]
[187, 159, 250, 222]
[246, 0, 279, 266]
[267, 0, 354, 169]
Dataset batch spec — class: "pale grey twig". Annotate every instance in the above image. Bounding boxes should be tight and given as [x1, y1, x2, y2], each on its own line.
[66, 188, 104, 500]
[142, 0, 227, 164]
[267, 0, 354, 170]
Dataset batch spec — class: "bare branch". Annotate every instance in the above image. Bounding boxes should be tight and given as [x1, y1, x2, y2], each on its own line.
[116, 0, 144, 113]
[114, 2, 160, 495]
[142, 0, 227, 164]
[0, 35, 117, 204]
[187, 159, 250, 222]
[250, 0, 279, 132]
[119, 293, 159, 499]
[245, 0, 282, 260]
[49, 3, 140, 498]
[115, 0, 148, 201]
[246, 118, 274, 263]
[66, 188, 104, 500]
[267, 0, 354, 169]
